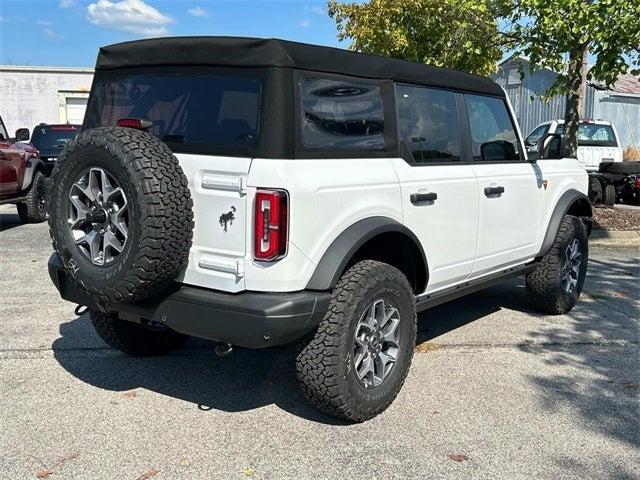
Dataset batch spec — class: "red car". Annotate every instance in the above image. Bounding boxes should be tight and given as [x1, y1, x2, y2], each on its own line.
[0, 115, 47, 223]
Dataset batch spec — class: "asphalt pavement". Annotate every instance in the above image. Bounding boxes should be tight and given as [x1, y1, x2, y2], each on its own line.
[0, 204, 638, 480]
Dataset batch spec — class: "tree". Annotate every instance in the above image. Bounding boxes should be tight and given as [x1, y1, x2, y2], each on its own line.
[327, 0, 502, 76]
[503, 0, 640, 156]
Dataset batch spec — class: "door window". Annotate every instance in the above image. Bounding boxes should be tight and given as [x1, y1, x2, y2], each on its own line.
[525, 124, 549, 148]
[465, 95, 521, 161]
[299, 77, 385, 150]
[396, 85, 460, 163]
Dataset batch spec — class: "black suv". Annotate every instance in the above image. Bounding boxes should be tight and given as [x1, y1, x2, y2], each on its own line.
[30, 124, 81, 175]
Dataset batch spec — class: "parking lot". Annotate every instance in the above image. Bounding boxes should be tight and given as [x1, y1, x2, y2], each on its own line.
[0, 203, 638, 480]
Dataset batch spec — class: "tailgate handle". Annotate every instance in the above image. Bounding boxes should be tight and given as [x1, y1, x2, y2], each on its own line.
[201, 174, 246, 193]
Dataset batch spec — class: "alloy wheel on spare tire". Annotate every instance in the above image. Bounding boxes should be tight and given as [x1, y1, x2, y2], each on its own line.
[48, 127, 194, 306]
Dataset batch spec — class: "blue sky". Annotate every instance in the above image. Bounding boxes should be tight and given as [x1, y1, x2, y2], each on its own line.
[0, 0, 348, 67]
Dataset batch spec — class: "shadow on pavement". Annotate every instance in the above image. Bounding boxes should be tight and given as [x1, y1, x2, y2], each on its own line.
[0, 211, 24, 233]
[52, 283, 533, 425]
[520, 254, 639, 449]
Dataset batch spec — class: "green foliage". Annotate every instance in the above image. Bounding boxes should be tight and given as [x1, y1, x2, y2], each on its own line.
[327, 0, 502, 76]
[503, 0, 640, 96]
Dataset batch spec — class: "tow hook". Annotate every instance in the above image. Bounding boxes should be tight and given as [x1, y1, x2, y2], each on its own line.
[214, 342, 233, 357]
[74, 304, 89, 316]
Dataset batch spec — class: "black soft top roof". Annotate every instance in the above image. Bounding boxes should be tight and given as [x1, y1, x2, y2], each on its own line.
[96, 36, 504, 97]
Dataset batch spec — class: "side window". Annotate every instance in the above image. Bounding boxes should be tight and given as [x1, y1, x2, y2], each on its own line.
[525, 124, 549, 148]
[396, 85, 460, 163]
[0, 118, 7, 141]
[465, 94, 521, 161]
[299, 77, 385, 150]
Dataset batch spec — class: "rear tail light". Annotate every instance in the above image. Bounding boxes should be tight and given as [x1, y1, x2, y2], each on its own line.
[117, 118, 153, 130]
[635, 177, 640, 189]
[254, 189, 288, 261]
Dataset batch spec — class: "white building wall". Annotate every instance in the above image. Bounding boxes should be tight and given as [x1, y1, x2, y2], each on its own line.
[0, 66, 94, 133]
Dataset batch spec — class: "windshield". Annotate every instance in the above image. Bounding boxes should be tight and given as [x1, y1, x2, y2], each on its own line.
[85, 71, 262, 154]
[30, 125, 80, 151]
[555, 123, 618, 147]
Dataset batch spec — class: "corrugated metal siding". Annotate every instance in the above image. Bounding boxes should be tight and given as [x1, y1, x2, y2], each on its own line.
[493, 60, 640, 149]
[493, 62, 566, 137]
[590, 90, 640, 150]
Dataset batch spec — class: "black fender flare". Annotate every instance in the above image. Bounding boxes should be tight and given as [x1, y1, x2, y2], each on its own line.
[538, 189, 592, 257]
[305, 216, 429, 291]
[20, 156, 45, 191]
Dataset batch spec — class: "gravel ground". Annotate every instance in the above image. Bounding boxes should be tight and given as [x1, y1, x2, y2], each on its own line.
[0, 205, 639, 480]
[592, 205, 640, 231]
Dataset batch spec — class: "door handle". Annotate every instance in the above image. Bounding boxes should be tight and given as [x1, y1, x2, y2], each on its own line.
[410, 192, 437, 204]
[484, 186, 505, 197]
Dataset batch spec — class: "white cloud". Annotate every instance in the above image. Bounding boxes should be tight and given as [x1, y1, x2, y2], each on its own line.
[37, 20, 53, 26]
[59, 0, 77, 8]
[0, 16, 5, 22]
[309, 5, 326, 16]
[44, 28, 64, 39]
[300, 19, 311, 28]
[187, 6, 208, 18]
[87, 0, 174, 36]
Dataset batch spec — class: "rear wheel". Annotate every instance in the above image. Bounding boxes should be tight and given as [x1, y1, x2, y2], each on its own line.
[90, 309, 188, 357]
[17, 171, 47, 223]
[602, 183, 616, 206]
[296, 260, 416, 422]
[526, 215, 588, 314]
[588, 176, 602, 204]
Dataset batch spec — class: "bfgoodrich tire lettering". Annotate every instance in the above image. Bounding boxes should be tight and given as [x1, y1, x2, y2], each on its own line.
[526, 215, 588, 314]
[48, 127, 194, 306]
[296, 260, 416, 422]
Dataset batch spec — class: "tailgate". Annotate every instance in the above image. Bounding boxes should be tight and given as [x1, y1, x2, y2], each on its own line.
[577, 146, 619, 170]
[176, 153, 250, 293]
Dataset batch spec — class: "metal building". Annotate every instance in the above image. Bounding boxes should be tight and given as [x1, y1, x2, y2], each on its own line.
[493, 57, 640, 152]
[0, 65, 94, 134]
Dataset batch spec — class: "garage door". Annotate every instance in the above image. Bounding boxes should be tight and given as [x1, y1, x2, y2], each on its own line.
[65, 97, 88, 124]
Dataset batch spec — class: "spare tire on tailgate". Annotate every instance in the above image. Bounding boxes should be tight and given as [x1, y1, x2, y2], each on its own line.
[48, 127, 194, 306]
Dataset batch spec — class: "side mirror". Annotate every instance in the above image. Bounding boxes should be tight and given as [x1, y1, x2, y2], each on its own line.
[538, 133, 567, 160]
[15, 128, 30, 142]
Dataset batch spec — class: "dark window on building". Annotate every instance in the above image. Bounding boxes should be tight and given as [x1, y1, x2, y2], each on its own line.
[86, 72, 261, 151]
[396, 85, 460, 163]
[299, 77, 385, 150]
[465, 94, 520, 161]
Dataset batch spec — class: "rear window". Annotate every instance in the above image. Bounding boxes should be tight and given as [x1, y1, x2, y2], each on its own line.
[555, 123, 618, 147]
[31, 125, 80, 151]
[85, 71, 261, 153]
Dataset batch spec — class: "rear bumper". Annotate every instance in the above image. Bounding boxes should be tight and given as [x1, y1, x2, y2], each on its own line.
[48, 254, 331, 349]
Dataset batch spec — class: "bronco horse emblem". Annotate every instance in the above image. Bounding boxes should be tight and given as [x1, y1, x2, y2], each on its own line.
[219, 206, 236, 232]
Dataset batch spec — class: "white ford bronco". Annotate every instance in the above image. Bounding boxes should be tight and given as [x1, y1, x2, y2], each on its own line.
[48, 37, 592, 422]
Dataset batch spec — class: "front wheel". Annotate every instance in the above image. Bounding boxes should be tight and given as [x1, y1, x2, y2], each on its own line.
[526, 215, 588, 314]
[17, 171, 47, 223]
[296, 260, 416, 422]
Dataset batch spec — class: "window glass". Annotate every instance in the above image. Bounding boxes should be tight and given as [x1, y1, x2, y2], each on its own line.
[86, 73, 261, 149]
[0, 119, 7, 141]
[525, 124, 549, 147]
[555, 123, 617, 147]
[396, 85, 460, 163]
[30, 125, 80, 152]
[299, 77, 385, 149]
[465, 94, 520, 161]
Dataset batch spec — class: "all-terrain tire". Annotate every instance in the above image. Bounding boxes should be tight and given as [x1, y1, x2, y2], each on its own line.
[296, 260, 416, 422]
[90, 309, 188, 357]
[48, 127, 194, 307]
[526, 215, 588, 315]
[602, 161, 640, 175]
[588, 176, 603, 204]
[602, 183, 616, 206]
[17, 170, 47, 223]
